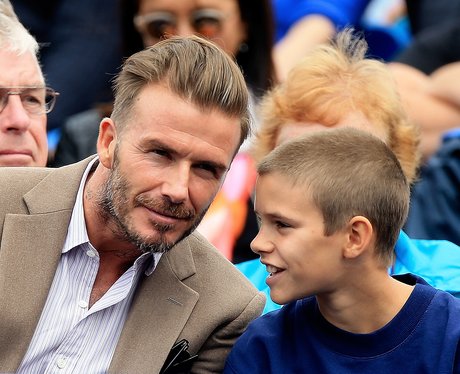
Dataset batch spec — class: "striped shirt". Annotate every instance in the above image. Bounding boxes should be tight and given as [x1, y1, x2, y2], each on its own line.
[17, 159, 163, 373]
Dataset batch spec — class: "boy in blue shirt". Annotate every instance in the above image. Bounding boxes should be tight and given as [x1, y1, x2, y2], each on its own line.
[224, 128, 460, 373]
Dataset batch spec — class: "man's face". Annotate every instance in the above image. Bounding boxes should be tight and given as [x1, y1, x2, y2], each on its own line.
[0, 48, 48, 167]
[97, 84, 241, 253]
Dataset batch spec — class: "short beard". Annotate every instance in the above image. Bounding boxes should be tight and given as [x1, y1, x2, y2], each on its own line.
[97, 154, 207, 254]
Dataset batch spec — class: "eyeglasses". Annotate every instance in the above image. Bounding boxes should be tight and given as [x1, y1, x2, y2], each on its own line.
[0, 86, 59, 115]
[134, 9, 225, 41]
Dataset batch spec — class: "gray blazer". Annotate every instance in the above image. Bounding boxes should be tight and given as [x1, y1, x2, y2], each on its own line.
[0, 158, 265, 373]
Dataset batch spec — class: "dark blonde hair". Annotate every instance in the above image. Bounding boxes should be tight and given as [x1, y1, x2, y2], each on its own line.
[111, 35, 251, 146]
[258, 128, 410, 267]
[254, 29, 420, 183]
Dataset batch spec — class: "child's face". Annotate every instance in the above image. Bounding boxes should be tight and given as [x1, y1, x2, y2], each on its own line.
[251, 173, 349, 305]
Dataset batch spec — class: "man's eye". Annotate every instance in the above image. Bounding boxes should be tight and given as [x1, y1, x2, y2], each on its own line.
[152, 149, 169, 158]
[23, 94, 42, 106]
[195, 163, 218, 178]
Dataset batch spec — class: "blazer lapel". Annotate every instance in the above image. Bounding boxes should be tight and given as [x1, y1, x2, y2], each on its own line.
[0, 159, 92, 370]
[109, 239, 199, 374]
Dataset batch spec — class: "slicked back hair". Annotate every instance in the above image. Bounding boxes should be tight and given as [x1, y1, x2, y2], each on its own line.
[111, 35, 251, 146]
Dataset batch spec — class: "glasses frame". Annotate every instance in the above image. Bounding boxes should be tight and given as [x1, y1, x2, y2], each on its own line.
[0, 86, 60, 115]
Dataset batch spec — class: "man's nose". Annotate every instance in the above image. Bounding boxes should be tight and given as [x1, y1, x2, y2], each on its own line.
[160, 164, 190, 204]
[0, 95, 32, 132]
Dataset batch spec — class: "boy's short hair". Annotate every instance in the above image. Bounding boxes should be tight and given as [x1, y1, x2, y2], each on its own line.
[111, 35, 251, 147]
[254, 29, 420, 184]
[257, 127, 410, 266]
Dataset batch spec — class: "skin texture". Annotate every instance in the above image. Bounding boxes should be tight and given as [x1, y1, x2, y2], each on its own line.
[0, 48, 48, 167]
[82, 84, 242, 304]
[137, 0, 247, 55]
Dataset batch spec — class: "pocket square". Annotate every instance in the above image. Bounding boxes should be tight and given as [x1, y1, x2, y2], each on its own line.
[159, 339, 198, 374]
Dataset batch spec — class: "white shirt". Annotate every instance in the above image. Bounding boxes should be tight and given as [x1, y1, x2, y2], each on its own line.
[17, 159, 163, 373]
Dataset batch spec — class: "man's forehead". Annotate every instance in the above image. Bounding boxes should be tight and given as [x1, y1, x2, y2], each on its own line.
[0, 48, 44, 85]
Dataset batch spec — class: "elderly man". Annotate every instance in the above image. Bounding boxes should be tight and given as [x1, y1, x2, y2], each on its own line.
[0, 0, 58, 167]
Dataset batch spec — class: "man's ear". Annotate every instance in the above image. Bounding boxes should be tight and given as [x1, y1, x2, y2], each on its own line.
[343, 216, 373, 260]
[97, 117, 117, 169]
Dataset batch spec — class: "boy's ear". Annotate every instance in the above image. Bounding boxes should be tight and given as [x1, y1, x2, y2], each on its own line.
[343, 216, 373, 259]
[97, 117, 117, 169]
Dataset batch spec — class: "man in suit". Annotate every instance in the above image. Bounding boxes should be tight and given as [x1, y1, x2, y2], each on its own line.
[0, 36, 265, 373]
[0, 0, 57, 167]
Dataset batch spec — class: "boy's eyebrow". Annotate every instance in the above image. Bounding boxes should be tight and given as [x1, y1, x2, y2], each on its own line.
[144, 138, 229, 172]
[255, 210, 290, 221]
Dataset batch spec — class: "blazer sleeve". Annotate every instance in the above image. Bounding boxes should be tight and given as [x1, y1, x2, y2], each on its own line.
[190, 291, 265, 373]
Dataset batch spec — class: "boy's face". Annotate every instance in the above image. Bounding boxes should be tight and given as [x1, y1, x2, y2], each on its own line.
[251, 173, 348, 305]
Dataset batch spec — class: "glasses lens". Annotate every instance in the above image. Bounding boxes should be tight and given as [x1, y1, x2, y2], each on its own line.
[0, 87, 58, 115]
[146, 19, 176, 39]
[192, 9, 223, 38]
[44, 87, 58, 113]
[135, 12, 177, 40]
[0, 88, 8, 112]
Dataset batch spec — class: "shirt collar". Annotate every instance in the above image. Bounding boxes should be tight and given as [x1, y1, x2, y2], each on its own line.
[61, 157, 162, 275]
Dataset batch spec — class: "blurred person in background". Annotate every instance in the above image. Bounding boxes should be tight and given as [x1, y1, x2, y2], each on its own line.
[0, 0, 58, 167]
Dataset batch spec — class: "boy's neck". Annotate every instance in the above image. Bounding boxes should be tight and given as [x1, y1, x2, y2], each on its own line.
[316, 272, 414, 334]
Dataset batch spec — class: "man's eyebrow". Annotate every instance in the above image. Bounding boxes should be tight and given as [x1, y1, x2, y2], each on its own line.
[144, 139, 229, 172]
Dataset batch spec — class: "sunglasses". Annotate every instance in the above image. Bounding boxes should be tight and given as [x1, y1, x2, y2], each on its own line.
[0, 86, 59, 115]
[134, 9, 225, 40]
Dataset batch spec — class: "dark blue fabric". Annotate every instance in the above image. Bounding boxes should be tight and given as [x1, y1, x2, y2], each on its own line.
[404, 131, 460, 246]
[13, 0, 124, 131]
[272, 0, 370, 42]
[224, 274, 460, 373]
[237, 230, 460, 314]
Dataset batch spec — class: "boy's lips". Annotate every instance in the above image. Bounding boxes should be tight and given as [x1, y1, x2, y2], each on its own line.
[262, 262, 285, 276]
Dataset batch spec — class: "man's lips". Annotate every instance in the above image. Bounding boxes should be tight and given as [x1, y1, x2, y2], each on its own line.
[0, 150, 34, 166]
[0, 149, 33, 156]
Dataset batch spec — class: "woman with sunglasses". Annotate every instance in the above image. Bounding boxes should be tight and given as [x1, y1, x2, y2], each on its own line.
[123, 0, 276, 98]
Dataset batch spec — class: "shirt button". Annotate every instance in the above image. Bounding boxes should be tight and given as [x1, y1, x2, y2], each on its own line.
[56, 357, 67, 369]
[86, 249, 96, 258]
[78, 300, 88, 309]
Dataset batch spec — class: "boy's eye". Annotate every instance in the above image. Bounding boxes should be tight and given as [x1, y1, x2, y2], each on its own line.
[275, 220, 290, 229]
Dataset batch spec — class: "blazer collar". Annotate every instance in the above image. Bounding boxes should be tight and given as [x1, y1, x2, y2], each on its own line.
[109, 238, 199, 373]
[0, 157, 94, 370]
[0, 157, 200, 372]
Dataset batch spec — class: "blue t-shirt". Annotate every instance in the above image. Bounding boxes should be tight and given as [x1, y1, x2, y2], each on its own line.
[236, 230, 460, 314]
[224, 274, 460, 373]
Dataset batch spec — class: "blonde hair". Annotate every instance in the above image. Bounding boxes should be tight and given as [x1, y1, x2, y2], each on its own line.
[0, 0, 39, 56]
[258, 128, 410, 267]
[254, 29, 420, 183]
[112, 35, 251, 146]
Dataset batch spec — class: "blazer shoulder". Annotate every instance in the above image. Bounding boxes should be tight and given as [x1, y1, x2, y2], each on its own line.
[181, 231, 264, 302]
